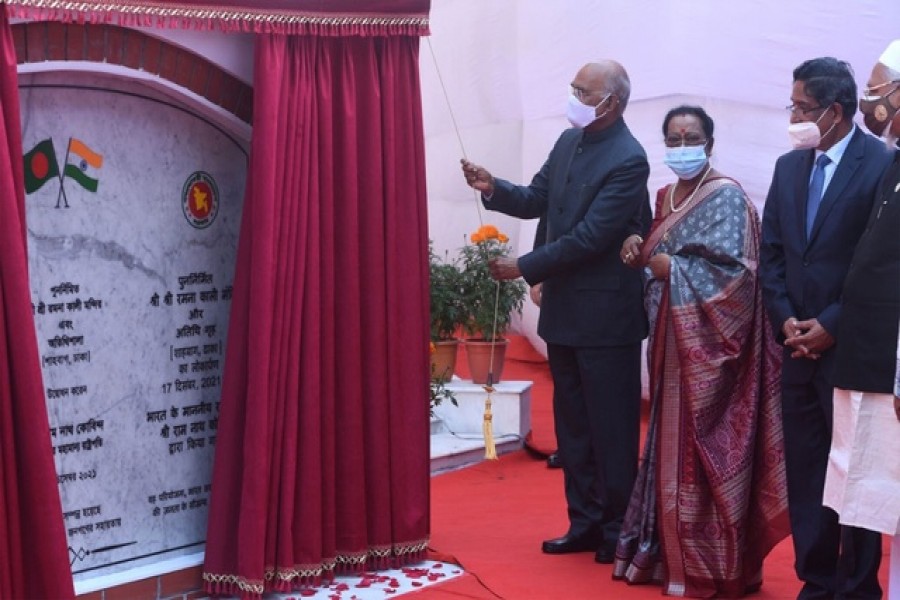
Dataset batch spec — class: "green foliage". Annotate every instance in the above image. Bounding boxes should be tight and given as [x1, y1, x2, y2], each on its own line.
[429, 243, 466, 341]
[429, 360, 457, 416]
[458, 229, 527, 341]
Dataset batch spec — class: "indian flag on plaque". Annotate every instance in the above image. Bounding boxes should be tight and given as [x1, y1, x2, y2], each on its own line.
[63, 138, 103, 192]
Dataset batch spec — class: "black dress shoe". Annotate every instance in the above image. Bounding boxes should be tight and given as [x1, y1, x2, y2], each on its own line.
[541, 532, 599, 554]
[594, 542, 615, 564]
[546, 452, 562, 469]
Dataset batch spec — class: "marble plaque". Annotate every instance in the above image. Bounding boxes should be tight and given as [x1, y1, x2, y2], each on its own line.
[20, 72, 247, 581]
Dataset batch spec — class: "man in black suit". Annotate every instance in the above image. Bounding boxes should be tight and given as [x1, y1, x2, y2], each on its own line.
[460, 60, 650, 564]
[760, 56, 893, 600]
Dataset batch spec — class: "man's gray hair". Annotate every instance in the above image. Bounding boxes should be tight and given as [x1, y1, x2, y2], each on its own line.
[607, 70, 631, 111]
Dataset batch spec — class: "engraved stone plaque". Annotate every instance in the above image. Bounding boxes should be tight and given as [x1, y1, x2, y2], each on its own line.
[20, 71, 247, 581]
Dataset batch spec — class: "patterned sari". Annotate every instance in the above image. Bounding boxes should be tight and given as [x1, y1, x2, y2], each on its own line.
[613, 177, 790, 598]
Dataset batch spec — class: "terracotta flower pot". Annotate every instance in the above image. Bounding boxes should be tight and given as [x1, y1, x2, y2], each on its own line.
[430, 339, 459, 383]
[464, 338, 509, 384]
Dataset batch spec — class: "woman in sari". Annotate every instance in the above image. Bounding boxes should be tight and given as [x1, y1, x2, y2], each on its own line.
[615, 106, 790, 598]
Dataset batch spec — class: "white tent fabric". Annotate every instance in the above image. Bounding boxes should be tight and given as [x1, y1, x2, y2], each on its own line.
[420, 0, 900, 356]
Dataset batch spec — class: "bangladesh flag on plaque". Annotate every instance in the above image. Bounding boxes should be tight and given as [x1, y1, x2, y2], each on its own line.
[23, 138, 59, 194]
[63, 138, 103, 192]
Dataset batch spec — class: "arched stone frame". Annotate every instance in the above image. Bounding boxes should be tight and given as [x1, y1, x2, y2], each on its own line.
[11, 21, 253, 129]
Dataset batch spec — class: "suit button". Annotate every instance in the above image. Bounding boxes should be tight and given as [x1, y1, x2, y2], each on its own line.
[803, 261, 809, 266]
[577, 146, 583, 154]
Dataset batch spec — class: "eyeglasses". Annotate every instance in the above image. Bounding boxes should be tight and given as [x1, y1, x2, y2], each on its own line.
[785, 103, 826, 116]
[571, 84, 605, 102]
[862, 79, 900, 98]
[664, 135, 708, 147]
[861, 80, 900, 102]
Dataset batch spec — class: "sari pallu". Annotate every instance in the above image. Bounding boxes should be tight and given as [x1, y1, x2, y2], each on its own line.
[615, 178, 790, 598]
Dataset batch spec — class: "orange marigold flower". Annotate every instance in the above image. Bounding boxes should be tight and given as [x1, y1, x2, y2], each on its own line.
[480, 224, 500, 239]
[498, 233, 509, 243]
[470, 232, 484, 244]
[429, 342, 436, 354]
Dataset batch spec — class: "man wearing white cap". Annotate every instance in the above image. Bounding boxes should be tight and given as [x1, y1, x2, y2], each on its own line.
[824, 39, 900, 600]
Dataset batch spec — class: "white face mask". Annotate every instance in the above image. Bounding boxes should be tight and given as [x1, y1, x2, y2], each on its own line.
[566, 93, 611, 129]
[787, 108, 835, 150]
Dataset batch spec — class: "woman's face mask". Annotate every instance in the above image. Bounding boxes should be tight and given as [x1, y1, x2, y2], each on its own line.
[663, 144, 709, 180]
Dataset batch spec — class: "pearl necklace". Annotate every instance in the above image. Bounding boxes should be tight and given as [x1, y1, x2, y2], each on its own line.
[668, 165, 712, 214]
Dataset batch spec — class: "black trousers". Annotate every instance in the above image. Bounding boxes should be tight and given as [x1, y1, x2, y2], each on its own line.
[547, 342, 641, 547]
[781, 367, 882, 600]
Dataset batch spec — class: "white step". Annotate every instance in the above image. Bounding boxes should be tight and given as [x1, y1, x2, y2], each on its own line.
[430, 379, 532, 474]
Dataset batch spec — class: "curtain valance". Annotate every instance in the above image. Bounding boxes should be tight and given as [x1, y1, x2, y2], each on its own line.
[0, 0, 430, 35]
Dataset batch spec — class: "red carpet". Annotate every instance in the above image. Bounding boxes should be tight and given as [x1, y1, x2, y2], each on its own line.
[423, 335, 891, 599]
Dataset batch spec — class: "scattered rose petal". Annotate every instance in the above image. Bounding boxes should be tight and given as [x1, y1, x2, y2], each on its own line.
[412, 581, 423, 587]
[402, 568, 429, 578]
[299, 591, 316, 597]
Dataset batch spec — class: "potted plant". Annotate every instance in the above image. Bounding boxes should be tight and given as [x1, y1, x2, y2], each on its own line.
[458, 225, 527, 384]
[430, 342, 457, 417]
[429, 242, 465, 382]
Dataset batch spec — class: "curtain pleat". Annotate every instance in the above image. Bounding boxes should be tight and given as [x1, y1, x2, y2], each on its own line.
[378, 35, 431, 562]
[203, 33, 430, 598]
[0, 5, 76, 599]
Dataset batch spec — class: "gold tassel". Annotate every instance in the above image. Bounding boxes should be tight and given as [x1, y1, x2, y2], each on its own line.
[482, 384, 497, 460]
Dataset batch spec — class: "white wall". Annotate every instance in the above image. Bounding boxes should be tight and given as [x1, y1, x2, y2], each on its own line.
[420, 0, 900, 353]
[145, 3, 900, 355]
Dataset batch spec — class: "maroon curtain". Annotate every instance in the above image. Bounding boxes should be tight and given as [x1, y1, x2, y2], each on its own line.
[0, 6, 75, 599]
[202, 32, 430, 598]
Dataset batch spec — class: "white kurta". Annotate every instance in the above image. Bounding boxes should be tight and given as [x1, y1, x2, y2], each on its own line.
[823, 387, 900, 535]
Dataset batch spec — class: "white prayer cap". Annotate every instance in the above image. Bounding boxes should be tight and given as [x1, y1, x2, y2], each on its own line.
[878, 40, 900, 72]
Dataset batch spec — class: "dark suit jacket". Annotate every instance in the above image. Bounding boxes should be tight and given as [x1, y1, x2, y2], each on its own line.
[833, 149, 900, 393]
[483, 118, 650, 347]
[760, 127, 893, 383]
